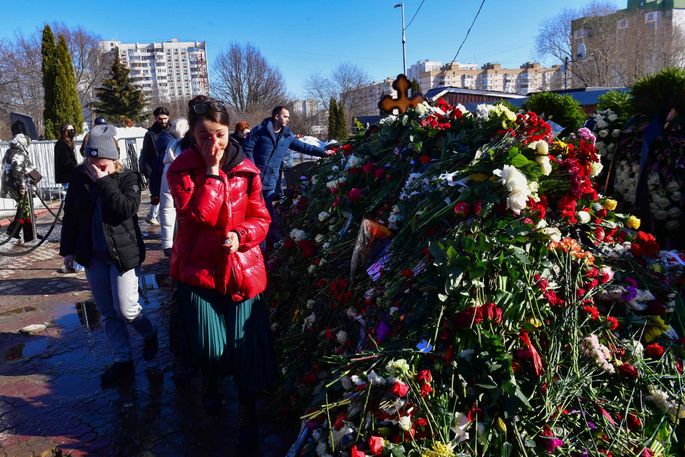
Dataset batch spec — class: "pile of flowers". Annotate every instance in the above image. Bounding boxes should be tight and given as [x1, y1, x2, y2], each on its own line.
[267, 100, 685, 456]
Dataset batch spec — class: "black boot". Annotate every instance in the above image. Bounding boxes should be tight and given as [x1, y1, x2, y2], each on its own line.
[100, 361, 134, 388]
[6, 220, 21, 239]
[22, 221, 35, 243]
[237, 392, 259, 455]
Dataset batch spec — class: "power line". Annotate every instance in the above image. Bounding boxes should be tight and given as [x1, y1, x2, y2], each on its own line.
[450, 0, 486, 65]
[405, 0, 427, 30]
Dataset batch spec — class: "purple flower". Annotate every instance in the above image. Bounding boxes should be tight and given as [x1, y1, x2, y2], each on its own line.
[375, 320, 390, 343]
[587, 421, 596, 431]
[623, 286, 638, 302]
[578, 127, 596, 145]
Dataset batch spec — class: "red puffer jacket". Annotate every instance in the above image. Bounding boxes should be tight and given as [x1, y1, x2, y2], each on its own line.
[167, 146, 271, 300]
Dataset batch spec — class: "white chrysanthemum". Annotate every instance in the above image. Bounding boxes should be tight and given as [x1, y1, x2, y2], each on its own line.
[290, 229, 307, 241]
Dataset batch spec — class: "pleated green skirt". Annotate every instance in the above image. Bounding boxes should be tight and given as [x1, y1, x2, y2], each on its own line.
[172, 282, 277, 393]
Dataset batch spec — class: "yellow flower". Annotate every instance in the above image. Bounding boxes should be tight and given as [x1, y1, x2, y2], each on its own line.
[627, 215, 641, 230]
[421, 442, 455, 457]
[496, 417, 507, 434]
[528, 317, 543, 328]
[604, 198, 617, 211]
[644, 317, 670, 343]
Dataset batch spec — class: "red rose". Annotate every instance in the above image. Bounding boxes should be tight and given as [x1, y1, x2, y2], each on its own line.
[473, 200, 483, 216]
[391, 381, 409, 397]
[350, 445, 366, 457]
[417, 369, 432, 383]
[341, 144, 353, 155]
[362, 162, 375, 174]
[453, 201, 471, 218]
[374, 167, 386, 180]
[401, 268, 414, 279]
[368, 436, 384, 455]
[420, 382, 432, 397]
[627, 413, 642, 432]
[348, 188, 363, 203]
[415, 417, 429, 427]
[419, 154, 431, 165]
[297, 239, 316, 259]
[618, 363, 639, 379]
[645, 342, 665, 359]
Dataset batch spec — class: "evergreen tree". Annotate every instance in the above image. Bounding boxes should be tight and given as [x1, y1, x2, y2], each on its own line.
[411, 79, 422, 96]
[328, 97, 338, 140]
[336, 101, 347, 141]
[94, 52, 144, 126]
[55, 36, 84, 135]
[41, 25, 57, 139]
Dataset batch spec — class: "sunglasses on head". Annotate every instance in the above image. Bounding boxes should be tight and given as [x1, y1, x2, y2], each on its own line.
[192, 100, 226, 114]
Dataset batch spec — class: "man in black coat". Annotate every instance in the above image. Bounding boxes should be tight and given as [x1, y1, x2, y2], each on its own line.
[139, 106, 171, 226]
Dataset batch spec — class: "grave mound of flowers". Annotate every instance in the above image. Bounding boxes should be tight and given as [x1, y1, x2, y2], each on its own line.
[267, 101, 685, 457]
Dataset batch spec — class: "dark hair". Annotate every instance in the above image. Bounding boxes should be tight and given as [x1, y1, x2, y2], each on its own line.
[272, 106, 287, 118]
[11, 120, 26, 136]
[187, 95, 230, 130]
[59, 123, 74, 146]
[153, 106, 170, 117]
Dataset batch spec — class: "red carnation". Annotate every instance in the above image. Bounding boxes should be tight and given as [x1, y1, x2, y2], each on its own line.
[605, 315, 619, 331]
[645, 342, 665, 359]
[362, 162, 375, 174]
[618, 363, 639, 379]
[348, 188, 363, 203]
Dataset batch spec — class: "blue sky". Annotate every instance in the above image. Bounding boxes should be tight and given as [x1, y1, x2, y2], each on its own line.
[1, 0, 625, 98]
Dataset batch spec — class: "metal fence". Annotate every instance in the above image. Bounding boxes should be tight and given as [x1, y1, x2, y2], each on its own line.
[0, 137, 144, 214]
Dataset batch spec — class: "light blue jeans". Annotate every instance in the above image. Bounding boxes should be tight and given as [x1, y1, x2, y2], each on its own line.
[85, 258, 156, 363]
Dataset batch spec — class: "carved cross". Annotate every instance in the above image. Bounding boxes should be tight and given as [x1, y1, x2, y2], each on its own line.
[378, 74, 425, 114]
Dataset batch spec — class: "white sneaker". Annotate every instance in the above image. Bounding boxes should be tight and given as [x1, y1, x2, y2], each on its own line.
[146, 216, 160, 226]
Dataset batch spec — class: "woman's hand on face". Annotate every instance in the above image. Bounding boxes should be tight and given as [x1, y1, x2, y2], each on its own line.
[87, 161, 109, 182]
[223, 231, 240, 254]
[200, 135, 224, 173]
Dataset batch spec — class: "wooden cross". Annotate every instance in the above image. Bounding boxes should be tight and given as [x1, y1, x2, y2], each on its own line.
[378, 74, 425, 114]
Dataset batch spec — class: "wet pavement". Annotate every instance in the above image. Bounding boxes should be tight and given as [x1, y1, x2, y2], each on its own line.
[0, 195, 289, 456]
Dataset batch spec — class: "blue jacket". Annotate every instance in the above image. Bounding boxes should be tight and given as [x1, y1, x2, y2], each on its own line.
[243, 118, 326, 191]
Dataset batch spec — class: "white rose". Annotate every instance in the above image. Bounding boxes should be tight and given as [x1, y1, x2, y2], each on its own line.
[398, 416, 413, 431]
[577, 210, 591, 224]
[654, 210, 669, 221]
[315, 234, 325, 243]
[672, 191, 682, 201]
[336, 330, 348, 345]
[667, 180, 680, 192]
[612, 129, 621, 138]
[535, 155, 552, 176]
[535, 140, 549, 156]
[668, 207, 681, 218]
[507, 190, 529, 214]
[608, 113, 618, 122]
[290, 229, 307, 241]
[597, 119, 608, 129]
[599, 130, 609, 138]
[590, 161, 604, 177]
[540, 226, 562, 242]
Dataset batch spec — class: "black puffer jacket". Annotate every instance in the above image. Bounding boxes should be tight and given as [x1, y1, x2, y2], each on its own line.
[59, 164, 145, 272]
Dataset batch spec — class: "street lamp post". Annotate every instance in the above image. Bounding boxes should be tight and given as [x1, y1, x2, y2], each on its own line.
[394, 1, 407, 74]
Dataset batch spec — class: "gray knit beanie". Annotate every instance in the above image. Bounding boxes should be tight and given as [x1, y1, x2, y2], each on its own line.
[84, 125, 119, 160]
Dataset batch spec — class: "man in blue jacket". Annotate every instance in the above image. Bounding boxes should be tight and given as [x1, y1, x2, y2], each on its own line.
[243, 106, 333, 248]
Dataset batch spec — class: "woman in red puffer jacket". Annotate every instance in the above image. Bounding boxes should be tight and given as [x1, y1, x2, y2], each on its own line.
[167, 95, 273, 452]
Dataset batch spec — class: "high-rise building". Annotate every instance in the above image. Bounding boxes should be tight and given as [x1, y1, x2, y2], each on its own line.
[99, 38, 209, 102]
[570, 0, 685, 87]
[344, 78, 398, 117]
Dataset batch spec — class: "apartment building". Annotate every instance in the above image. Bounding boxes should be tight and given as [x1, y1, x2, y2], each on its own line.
[407, 60, 561, 96]
[99, 38, 209, 102]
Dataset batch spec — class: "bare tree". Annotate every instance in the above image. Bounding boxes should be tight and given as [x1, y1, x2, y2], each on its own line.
[535, 1, 619, 87]
[305, 63, 370, 112]
[212, 43, 288, 117]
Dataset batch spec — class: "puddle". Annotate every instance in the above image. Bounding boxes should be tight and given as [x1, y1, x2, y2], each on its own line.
[0, 306, 37, 318]
[58, 301, 101, 331]
[3, 337, 49, 362]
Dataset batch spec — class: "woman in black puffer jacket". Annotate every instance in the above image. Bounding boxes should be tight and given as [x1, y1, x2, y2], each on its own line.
[59, 124, 157, 388]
